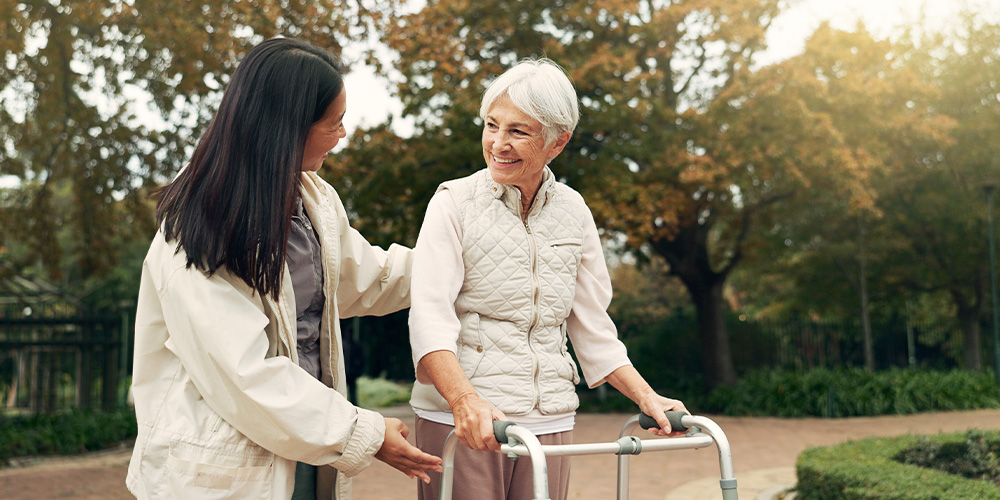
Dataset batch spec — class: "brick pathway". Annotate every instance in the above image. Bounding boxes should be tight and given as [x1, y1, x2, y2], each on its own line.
[2, 407, 999, 499]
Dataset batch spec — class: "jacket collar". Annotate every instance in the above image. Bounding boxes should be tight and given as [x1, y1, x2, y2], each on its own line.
[485, 166, 557, 218]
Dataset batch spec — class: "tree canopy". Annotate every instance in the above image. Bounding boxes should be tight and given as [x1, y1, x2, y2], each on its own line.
[0, 0, 400, 309]
[1, 0, 997, 385]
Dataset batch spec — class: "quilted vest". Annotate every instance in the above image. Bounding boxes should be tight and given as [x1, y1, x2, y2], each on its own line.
[411, 168, 586, 415]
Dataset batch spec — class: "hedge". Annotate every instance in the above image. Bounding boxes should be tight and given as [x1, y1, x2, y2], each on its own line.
[796, 430, 1000, 499]
[0, 407, 137, 463]
[703, 368, 1000, 418]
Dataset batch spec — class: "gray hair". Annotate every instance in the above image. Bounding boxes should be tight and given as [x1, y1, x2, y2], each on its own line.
[479, 58, 580, 145]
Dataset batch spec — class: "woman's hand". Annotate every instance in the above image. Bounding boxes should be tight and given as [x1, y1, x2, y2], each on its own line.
[635, 392, 688, 437]
[417, 350, 508, 451]
[451, 392, 507, 451]
[375, 417, 443, 483]
[605, 365, 688, 437]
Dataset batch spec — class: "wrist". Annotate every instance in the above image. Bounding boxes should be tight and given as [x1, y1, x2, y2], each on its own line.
[629, 384, 656, 401]
[448, 391, 479, 408]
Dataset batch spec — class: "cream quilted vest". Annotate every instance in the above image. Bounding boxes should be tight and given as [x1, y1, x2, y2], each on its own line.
[411, 168, 586, 415]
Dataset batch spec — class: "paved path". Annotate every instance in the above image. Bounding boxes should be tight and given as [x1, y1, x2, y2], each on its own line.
[2, 407, 999, 499]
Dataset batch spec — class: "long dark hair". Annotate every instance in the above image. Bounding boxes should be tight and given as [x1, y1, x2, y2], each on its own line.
[155, 37, 345, 299]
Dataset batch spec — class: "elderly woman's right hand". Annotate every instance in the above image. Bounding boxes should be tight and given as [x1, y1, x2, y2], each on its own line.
[451, 392, 507, 452]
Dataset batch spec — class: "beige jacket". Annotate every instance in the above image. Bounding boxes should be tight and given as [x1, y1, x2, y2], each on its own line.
[126, 172, 411, 500]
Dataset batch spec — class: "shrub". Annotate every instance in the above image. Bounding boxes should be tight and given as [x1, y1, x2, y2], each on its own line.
[0, 407, 137, 464]
[702, 368, 1000, 418]
[796, 430, 1000, 499]
[897, 431, 1000, 485]
[357, 375, 412, 409]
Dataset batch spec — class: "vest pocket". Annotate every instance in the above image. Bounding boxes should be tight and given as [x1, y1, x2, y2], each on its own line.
[457, 313, 485, 377]
[549, 238, 582, 248]
[165, 439, 273, 499]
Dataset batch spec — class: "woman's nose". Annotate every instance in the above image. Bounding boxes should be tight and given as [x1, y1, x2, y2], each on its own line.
[494, 135, 512, 151]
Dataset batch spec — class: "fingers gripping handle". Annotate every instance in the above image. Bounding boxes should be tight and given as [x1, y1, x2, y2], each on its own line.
[638, 410, 688, 432]
[493, 420, 517, 444]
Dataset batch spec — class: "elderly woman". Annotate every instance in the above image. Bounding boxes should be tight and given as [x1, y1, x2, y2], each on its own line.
[408, 58, 687, 500]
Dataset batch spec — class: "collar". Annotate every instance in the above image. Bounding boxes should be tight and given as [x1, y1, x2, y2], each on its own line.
[485, 166, 557, 217]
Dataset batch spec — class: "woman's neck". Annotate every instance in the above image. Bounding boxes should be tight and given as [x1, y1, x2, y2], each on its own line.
[520, 194, 534, 220]
[518, 178, 544, 220]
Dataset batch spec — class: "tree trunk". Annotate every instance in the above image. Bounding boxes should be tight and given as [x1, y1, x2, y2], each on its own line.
[957, 303, 982, 370]
[651, 228, 739, 390]
[950, 286, 984, 370]
[690, 280, 738, 389]
[857, 216, 874, 372]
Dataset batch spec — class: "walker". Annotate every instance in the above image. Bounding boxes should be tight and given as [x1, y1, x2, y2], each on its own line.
[438, 411, 738, 500]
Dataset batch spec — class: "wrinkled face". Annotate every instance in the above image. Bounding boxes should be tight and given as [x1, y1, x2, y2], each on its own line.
[302, 88, 347, 172]
[481, 95, 570, 197]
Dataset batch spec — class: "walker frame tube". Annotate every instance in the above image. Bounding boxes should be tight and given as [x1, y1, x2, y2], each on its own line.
[438, 412, 737, 500]
[439, 425, 552, 500]
[618, 413, 738, 500]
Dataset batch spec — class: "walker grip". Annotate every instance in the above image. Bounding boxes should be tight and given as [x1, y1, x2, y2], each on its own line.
[639, 410, 688, 432]
[493, 420, 517, 443]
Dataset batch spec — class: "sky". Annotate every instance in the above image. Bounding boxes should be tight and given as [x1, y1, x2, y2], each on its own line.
[0, 0, 992, 189]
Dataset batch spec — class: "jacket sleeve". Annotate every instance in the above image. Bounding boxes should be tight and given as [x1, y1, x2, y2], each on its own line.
[323, 179, 413, 319]
[565, 204, 632, 388]
[408, 190, 466, 380]
[156, 260, 385, 474]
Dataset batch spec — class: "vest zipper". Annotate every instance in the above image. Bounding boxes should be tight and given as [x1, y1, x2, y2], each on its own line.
[524, 219, 542, 410]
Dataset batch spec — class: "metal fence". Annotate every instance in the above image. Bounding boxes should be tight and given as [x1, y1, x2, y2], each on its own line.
[728, 317, 970, 372]
[0, 308, 989, 412]
[0, 316, 125, 412]
[621, 313, 988, 389]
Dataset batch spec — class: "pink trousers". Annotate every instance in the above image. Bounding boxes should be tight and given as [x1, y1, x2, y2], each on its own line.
[415, 416, 572, 500]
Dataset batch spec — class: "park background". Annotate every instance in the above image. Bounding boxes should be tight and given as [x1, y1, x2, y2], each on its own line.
[2, 0, 1000, 455]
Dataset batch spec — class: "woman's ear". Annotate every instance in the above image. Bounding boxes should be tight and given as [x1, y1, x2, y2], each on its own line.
[547, 131, 573, 160]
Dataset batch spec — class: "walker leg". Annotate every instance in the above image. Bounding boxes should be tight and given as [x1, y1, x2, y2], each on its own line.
[505, 425, 551, 500]
[439, 430, 460, 500]
[616, 414, 642, 500]
[682, 415, 739, 500]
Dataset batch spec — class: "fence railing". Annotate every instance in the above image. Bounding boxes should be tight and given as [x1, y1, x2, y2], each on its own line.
[622, 313, 988, 388]
[729, 317, 969, 372]
[0, 316, 123, 412]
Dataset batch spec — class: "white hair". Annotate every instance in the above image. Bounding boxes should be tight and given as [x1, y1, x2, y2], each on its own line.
[479, 58, 580, 145]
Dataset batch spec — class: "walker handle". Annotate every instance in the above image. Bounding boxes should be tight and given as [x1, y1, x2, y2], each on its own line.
[493, 420, 517, 444]
[639, 410, 688, 432]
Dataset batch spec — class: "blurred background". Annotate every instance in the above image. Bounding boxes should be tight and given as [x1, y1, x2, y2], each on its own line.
[1, 0, 999, 421]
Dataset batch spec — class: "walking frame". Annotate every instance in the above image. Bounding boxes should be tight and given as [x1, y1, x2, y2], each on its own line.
[438, 410, 739, 500]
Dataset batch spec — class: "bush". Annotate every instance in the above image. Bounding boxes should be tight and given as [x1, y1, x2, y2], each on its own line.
[898, 431, 1000, 485]
[0, 407, 137, 464]
[702, 368, 1000, 417]
[796, 430, 1000, 499]
[357, 375, 412, 409]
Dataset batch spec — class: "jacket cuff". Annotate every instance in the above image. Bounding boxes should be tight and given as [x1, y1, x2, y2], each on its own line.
[332, 408, 385, 477]
[585, 360, 632, 389]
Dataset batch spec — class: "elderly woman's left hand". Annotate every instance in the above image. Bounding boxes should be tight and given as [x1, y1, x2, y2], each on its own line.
[635, 392, 688, 437]
[605, 365, 688, 437]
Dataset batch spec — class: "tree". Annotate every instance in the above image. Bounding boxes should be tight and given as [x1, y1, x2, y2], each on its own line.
[0, 0, 400, 308]
[876, 14, 1000, 370]
[338, 0, 850, 389]
[736, 23, 953, 370]
[727, 16, 996, 372]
